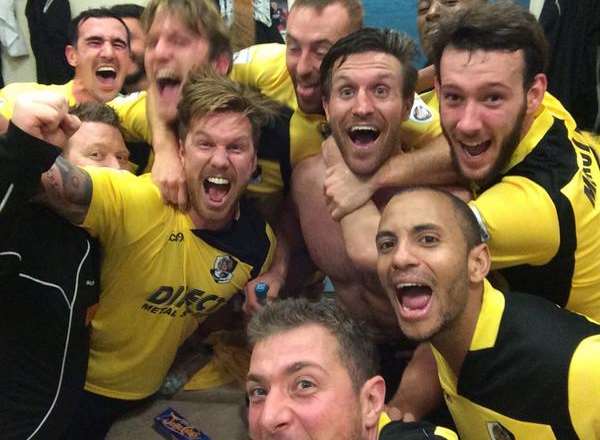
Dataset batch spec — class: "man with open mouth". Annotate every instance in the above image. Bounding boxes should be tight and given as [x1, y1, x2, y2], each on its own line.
[0, 8, 131, 133]
[376, 186, 600, 439]
[21, 72, 277, 439]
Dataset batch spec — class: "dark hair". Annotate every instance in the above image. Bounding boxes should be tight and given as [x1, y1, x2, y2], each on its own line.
[393, 186, 484, 249]
[248, 298, 379, 393]
[68, 8, 131, 48]
[142, 0, 230, 63]
[320, 27, 418, 101]
[110, 3, 145, 19]
[431, 0, 549, 89]
[69, 102, 121, 129]
[177, 68, 281, 145]
[290, 0, 363, 33]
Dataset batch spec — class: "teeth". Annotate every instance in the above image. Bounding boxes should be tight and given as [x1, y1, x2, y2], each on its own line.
[206, 177, 230, 185]
[97, 66, 116, 73]
[397, 283, 425, 289]
[350, 125, 378, 133]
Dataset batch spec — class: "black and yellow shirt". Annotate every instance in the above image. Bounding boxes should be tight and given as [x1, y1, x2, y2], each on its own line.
[82, 170, 275, 400]
[470, 93, 600, 321]
[377, 412, 458, 439]
[432, 280, 600, 439]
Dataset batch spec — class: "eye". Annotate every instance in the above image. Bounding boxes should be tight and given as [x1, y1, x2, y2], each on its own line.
[374, 85, 389, 98]
[247, 386, 267, 403]
[442, 92, 463, 106]
[376, 237, 396, 254]
[483, 94, 504, 106]
[88, 151, 102, 160]
[339, 86, 354, 99]
[113, 40, 127, 50]
[418, 0, 431, 13]
[418, 234, 439, 246]
[295, 379, 315, 393]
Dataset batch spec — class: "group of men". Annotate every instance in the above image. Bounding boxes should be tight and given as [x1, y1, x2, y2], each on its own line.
[1, 0, 600, 439]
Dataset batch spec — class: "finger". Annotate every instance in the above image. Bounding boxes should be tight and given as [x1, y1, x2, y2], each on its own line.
[177, 180, 189, 212]
[61, 114, 82, 139]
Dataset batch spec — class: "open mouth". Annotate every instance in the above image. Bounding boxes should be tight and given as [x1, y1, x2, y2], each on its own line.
[203, 176, 231, 204]
[395, 283, 433, 318]
[348, 125, 380, 147]
[461, 140, 491, 157]
[156, 73, 182, 100]
[96, 66, 117, 83]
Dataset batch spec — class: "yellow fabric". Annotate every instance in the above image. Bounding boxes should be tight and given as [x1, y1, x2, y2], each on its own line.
[431, 280, 600, 439]
[82, 170, 275, 399]
[0, 81, 76, 119]
[231, 43, 442, 159]
[376, 411, 458, 439]
[469, 93, 600, 320]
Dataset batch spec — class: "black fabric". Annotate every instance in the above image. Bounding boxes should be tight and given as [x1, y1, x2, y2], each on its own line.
[192, 200, 273, 279]
[379, 420, 450, 439]
[255, 19, 284, 45]
[25, 0, 74, 84]
[485, 119, 579, 307]
[0, 124, 100, 439]
[376, 341, 415, 403]
[539, 0, 600, 131]
[256, 105, 293, 193]
[458, 291, 600, 438]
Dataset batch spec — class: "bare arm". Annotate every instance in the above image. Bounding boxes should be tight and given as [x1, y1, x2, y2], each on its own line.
[416, 65, 435, 93]
[40, 156, 92, 225]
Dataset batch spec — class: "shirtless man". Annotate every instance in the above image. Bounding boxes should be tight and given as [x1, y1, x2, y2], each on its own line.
[290, 28, 455, 419]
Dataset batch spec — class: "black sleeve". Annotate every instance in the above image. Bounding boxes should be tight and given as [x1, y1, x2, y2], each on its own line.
[379, 420, 457, 440]
[0, 122, 60, 232]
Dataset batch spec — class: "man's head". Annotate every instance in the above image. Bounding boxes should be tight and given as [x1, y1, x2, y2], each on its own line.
[320, 28, 417, 176]
[143, 0, 231, 121]
[177, 70, 279, 230]
[417, 0, 485, 62]
[66, 9, 131, 103]
[376, 187, 489, 343]
[247, 298, 385, 440]
[110, 4, 147, 93]
[64, 102, 131, 170]
[286, 0, 363, 114]
[431, 1, 548, 186]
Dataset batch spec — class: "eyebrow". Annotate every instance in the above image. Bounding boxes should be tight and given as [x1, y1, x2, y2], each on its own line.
[247, 361, 327, 383]
[376, 223, 440, 240]
[333, 72, 396, 83]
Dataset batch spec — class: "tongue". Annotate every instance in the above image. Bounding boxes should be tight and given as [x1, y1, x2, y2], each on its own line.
[401, 286, 431, 310]
[465, 142, 489, 156]
[207, 184, 228, 203]
[159, 83, 180, 102]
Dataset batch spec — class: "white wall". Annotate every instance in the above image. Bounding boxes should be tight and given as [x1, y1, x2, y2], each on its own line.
[2, 0, 146, 84]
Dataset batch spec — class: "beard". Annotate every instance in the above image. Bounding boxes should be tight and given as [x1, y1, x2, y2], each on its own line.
[444, 98, 527, 188]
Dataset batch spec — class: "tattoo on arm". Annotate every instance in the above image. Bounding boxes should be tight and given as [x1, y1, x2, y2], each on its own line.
[41, 156, 92, 224]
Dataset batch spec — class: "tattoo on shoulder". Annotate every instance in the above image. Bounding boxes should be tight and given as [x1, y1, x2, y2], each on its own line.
[54, 156, 92, 204]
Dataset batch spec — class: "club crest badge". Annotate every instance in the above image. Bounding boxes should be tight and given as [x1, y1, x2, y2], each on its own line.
[486, 422, 515, 440]
[210, 255, 237, 283]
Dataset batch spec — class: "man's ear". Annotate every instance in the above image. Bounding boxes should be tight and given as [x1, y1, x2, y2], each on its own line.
[360, 375, 386, 432]
[525, 73, 547, 117]
[467, 243, 491, 284]
[65, 45, 78, 68]
[211, 51, 232, 76]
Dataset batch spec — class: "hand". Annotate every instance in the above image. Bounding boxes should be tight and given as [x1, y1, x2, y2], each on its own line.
[152, 149, 189, 211]
[12, 92, 80, 148]
[383, 404, 405, 422]
[322, 136, 375, 220]
[242, 271, 284, 316]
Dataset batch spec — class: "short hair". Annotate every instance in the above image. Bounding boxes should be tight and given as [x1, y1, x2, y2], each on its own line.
[290, 0, 363, 33]
[141, 0, 231, 62]
[431, 1, 549, 90]
[110, 3, 145, 19]
[69, 102, 121, 129]
[394, 186, 484, 250]
[177, 69, 281, 146]
[68, 8, 131, 48]
[320, 27, 418, 101]
[248, 298, 379, 393]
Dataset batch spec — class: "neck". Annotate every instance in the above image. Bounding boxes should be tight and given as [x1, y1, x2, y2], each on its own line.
[188, 206, 236, 231]
[71, 78, 95, 104]
[431, 284, 484, 376]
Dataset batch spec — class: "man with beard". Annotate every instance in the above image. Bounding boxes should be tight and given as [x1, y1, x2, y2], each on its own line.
[0, 8, 131, 133]
[110, 4, 148, 93]
[376, 187, 600, 439]
[246, 298, 458, 440]
[288, 28, 456, 420]
[35, 72, 276, 438]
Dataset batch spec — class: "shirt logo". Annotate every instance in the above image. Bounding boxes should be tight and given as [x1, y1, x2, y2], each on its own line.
[210, 255, 237, 283]
[169, 232, 184, 242]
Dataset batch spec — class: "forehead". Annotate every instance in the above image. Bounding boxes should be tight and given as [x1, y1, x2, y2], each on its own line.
[78, 16, 128, 40]
[419, 0, 481, 11]
[148, 8, 205, 38]
[188, 111, 253, 137]
[439, 47, 525, 86]
[333, 51, 403, 83]
[380, 191, 459, 233]
[287, 4, 351, 42]
[122, 17, 144, 38]
[250, 324, 344, 376]
[69, 121, 126, 149]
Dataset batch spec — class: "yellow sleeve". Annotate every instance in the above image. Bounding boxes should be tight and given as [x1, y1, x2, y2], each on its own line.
[108, 91, 151, 143]
[569, 334, 600, 438]
[258, 222, 277, 276]
[469, 175, 560, 268]
[400, 93, 443, 150]
[82, 169, 167, 248]
[0, 83, 21, 119]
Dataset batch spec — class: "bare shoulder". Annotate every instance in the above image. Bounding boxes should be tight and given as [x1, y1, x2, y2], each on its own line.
[291, 154, 325, 200]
